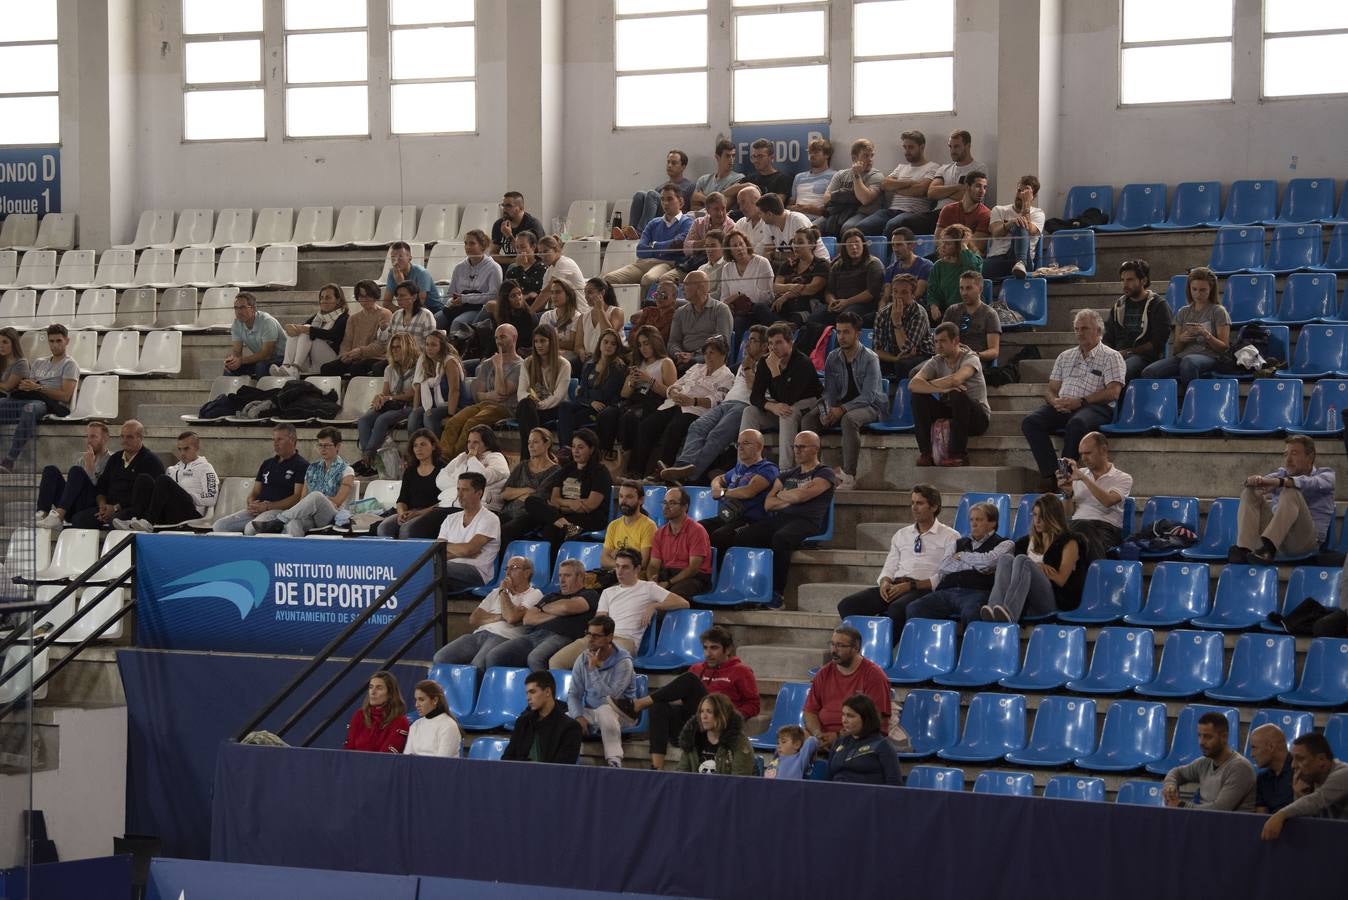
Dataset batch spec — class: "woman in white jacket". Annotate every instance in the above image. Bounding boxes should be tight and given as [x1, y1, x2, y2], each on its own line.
[406, 424, 510, 539]
[404, 679, 461, 758]
[114, 431, 218, 531]
[514, 323, 572, 440]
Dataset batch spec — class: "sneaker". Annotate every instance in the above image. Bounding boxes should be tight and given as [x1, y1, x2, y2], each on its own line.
[352, 460, 377, 477]
[253, 519, 285, 534]
[659, 463, 695, 482]
[835, 471, 857, 491]
[939, 455, 970, 467]
[0, 462, 12, 475]
[269, 364, 288, 377]
[127, 517, 154, 533]
[915, 454, 935, 467]
[767, 592, 784, 610]
[991, 605, 1013, 623]
[606, 758, 623, 768]
[608, 696, 639, 720]
[36, 511, 63, 530]
[1012, 261, 1028, 279]
[978, 605, 995, 622]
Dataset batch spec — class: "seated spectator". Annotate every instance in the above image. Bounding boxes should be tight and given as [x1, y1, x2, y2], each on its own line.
[628, 280, 678, 345]
[558, 328, 626, 445]
[1021, 309, 1125, 492]
[1163, 712, 1256, 811]
[212, 424, 307, 533]
[731, 184, 769, 254]
[675, 693, 755, 776]
[1140, 265, 1230, 391]
[404, 679, 462, 758]
[0, 327, 24, 392]
[770, 228, 830, 328]
[112, 430, 218, 531]
[504, 232, 547, 311]
[490, 191, 546, 266]
[903, 502, 1014, 628]
[538, 235, 587, 296]
[979, 494, 1086, 623]
[798, 227, 884, 351]
[804, 624, 892, 752]
[766, 724, 819, 780]
[934, 170, 991, 244]
[803, 312, 886, 490]
[698, 428, 778, 536]
[411, 425, 510, 540]
[690, 139, 747, 212]
[924, 130, 985, 236]
[382, 240, 444, 319]
[669, 271, 733, 370]
[617, 625, 758, 770]
[224, 293, 285, 377]
[1057, 431, 1132, 559]
[881, 227, 933, 305]
[681, 192, 733, 273]
[645, 486, 714, 598]
[713, 429, 834, 604]
[926, 225, 983, 323]
[1103, 259, 1171, 382]
[502, 670, 582, 764]
[445, 229, 504, 330]
[352, 332, 418, 477]
[825, 694, 902, 786]
[875, 274, 933, 379]
[720, 231, 776, 337]
[1250, 723, 1295, 814]
[517, 428, 613, 548]
[474, 280, 535, 361]
[439, 324, 522, 457]
[1230, 435, 1335, 564]
[626, 149, 695, 235]
[630, 336, 733, 479]
[433, 554, 542, 670]
[911, 321, 991, 468]
[604, 185, 692, 292]
[494, 427, 561, 546]
[247, 428, 354, 536]
[837, 484, 959, 623]
[756, 193, 826, 267]
[372, 429, 445, 538]
[745, 138, 792, 201]
[37, 420, 111, 530]
[537, 282, 588, 366]
[855, 130, 940, 237]
[489, 558, 600, 672]
[343, 670, 409, 754]
[274, 282, 348, 377]
[553, 549, 690, 669]
[818, 139, 884, 238]
[436, 472, 502, 594]
[577, 279, 628, 363]
[741, 323, 824, 470]
[407, 330, 463, 437]
[388, 280, 437, 354]
[567, 614, 640, 768]
[3, 324, 77, 470]
[514, 323, 573, 440]
[598, 481, 657, 575]
[788, 136, 835, 220]
[320, 280, 391, 378]
[70, 420, 166, 530]
[610, 326, 677, 466]
[982, 174, 1045, 280]
[660, 330, 769, 485]
[940, 270, 1001, 369]
[1260, 733, 1348, 840]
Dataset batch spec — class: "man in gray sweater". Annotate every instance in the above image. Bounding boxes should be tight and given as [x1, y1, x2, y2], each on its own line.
[1162, 712, 1255, 811]
[1261, 733, 1348, 840]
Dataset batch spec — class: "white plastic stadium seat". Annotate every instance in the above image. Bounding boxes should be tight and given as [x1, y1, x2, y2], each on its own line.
[132, 248, 176, 288]
[93, 249, 138, 289]
[84, 330, 138, 374]
[183, 377, 250, 423]
[0, 290, 37, 330]
[378, 243, 425, 284]
[213, 246, 257, 286]
[37, 249, 96, 289]
[48, 375, 119, 422]
[320, 376, 382, 425]
[237, 244, 297, 288]
[33, 528, 101, 583]
[311, 205, 375, 247]
[251, 208, 294, 246]
[172, 475, 254, 530]
[34, 289, 76, 328]
[19, 329, 45, 358]
[362, 480, 401, 510]
[356, 205, 417, 247]
[412, 204, 460, 245]
[456, 203, 496, 240]
[0, 250, 15, 285]
[164, 246, 217, 288]
[163, 208, 213, 248]
[115, 329, 180, 376]
[205, 208, 253, 247]
[292, 207, 334, 246]
[74, 289, 117, 331]
[157, 287, 198, 329]
[602, 240, 638, 274]
[0, 214, 37, 249]
[426, 242, 466, 283]
[187, 287, 239, 332]
[612, 284, 641, 317]
[563, 240, 602, 279]
[32, 213, 77, 251]
[565, 201, 604, 239]
[117, 209, 174, 250]
[0, 646, 48, 704]
[4, 249, 56, 288]
[67, 330, 98, 371]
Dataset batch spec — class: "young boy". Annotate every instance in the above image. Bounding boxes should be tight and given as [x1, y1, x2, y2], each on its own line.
[764, 724, 818, 780]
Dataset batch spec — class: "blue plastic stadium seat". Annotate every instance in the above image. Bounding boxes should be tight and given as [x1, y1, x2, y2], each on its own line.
[1313, 226, 1348, 274]
[427, 663, 478, 719]
[693, 547, 773, 607]
[546, 541, 603, 593]
[1101, 379, 1178, 435]
[1063, 185, 1113, 222]
[1135, 496, 1200, 558]
[1059, 560, 1144, 625]
[1065, 626, 1155, 694]
[1272, 177, 1336, 225]
[821, 236, 837, 258]
[1097, 183, 1167, 232]
[1162, 380, 1240, 436]
[1120, 495, 1136, 536]
[999, 277, 1048, 329]
[1154, 181, 1221, 231]
[579, 496, 618, 541]
[1042, 229, 1096, 278]
[1333, 509, 1348, 556]
[1144, 704, 1240, 775]
[1116, 780, 1166, 806]
[1044, 775, 1106, 802]
[1264, 566, 1341, 633]
[938, 692, 1027, 763]
[1191, 565, 1279, 630]
[1126, 561, 1211, 625]
[842, 615, 893, 667]
[1277, 638, 1348, 707]
[1272, 273, 1338, 325]
[1212, 179, 1277, 227]
[1291, 378, 1348, 437]
[973, 771, 1035, 796]
[1224, 273, 1277, 324]
[1010, 493, 1042, 541]
[620, 674, 650, 735]
[1204, 633, 1296, 702]
[682, 485, 718, 522]
[895, 688, 961, 759]
[458, 666, 530, 732]
[1209, 227, 1265, 275]
[999, 624, 1087, 691]
[472, 540, 551, 598]
[1325, 714, 1348, 760]
[952, 493, 1012, 536]
[907, 765, 965, 792]
[1223, 378, 1305, 435]
[466, 737, 508, 761]
[549, 668, 573, 702]
[799, 499, 834, 548]
[867, 378, 914, 432]
[886, 618, 957, 684]
[866, 235, 890, 265]
[749, 682, 810, 751]
[634, 609, 714, 671]
[641, 486, 668, 526]
[1074, 700, 1168, 772]
[1179, 499, 1240, 562]
[1004, 696, 1097, 767]
[1135, 630, 1226, 698]
[1260, 224, 1323, 274]
[933, 622, 1021, 687]
[858, 327, 875, 350]
[1243, 709, 1314, 760]
[1281, 327, 1348, 379]
[1164, 273, 1188, 314]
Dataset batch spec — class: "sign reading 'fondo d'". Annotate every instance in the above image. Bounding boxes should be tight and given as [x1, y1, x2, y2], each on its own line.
[135, 534, 438, 657]
[0, 148, 60, 216]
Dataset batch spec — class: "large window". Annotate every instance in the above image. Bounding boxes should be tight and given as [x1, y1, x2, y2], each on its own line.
[614, 0, 708, 128]
[1263, 0, 1348, 99]
[732, 0, 828, 124]
[284, 0, 369, 138]
[0, 0, 60, 145]
[1119, 0, 1232, 105]
[182, 0, 265, 141]
[852, 0, 954, 117]
[389, 0, 477, 134]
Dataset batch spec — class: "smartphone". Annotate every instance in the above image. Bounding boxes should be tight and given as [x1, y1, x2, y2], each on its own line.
[1057, 458, 1072, 479]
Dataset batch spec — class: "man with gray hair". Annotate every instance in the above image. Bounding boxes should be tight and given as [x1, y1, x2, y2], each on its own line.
[486, 557, 601, 672]
[214, 424, 309, 532]
[1021, 308, 1125, 492]
[668, 271, 734, 369]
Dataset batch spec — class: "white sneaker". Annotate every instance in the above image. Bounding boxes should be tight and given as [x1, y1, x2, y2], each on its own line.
[128, 517, 154, 533]
[835, 471, 857, 491]
[111, 518, 132, 531]
[269, 364, 288, 376]
[1012, 260, 1028, 279]
[36, 511, 63, 529]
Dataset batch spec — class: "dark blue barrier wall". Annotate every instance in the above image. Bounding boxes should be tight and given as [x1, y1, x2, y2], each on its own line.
[212, 743, 1348, 900]
[0, 855, 131, 900]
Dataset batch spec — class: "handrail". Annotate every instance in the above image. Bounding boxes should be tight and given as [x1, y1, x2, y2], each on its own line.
[0, 573, 132, 688]
[0, 536, 132, 658]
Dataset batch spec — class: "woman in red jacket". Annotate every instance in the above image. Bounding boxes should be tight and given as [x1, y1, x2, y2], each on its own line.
[344, 670, 410, 753]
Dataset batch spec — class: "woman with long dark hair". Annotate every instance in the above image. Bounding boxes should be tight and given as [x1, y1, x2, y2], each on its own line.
[374, 428, 446, 538]
[404, 679, 462, 758]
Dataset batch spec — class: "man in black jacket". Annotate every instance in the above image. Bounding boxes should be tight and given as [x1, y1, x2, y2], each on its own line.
[502, 670, 582, 764]
[741, 323, 824, 469]
[1103, 258, 1170, 383]
[70, 419, 167, 529]
[901, 501, 1014, 630]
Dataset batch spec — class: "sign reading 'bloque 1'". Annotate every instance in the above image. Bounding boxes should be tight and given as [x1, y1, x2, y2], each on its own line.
[0, 148, 60, 216]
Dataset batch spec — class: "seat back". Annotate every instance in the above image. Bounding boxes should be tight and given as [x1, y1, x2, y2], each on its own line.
[137, 330, 182, 374]
[1224, 273, 1276, 324]
[94, 249, 136, 287]
[712, 546, 773, 601]
[1094, 700, 1168, 764]
[92, 330, 138, 372]
[369, 205, 417, 244]
[292, 207, 334, 245]
[51, 249, 95, 286]
[1164, 274, 1188, 314]
[1205, 565, 1280, 627]
[133, 248, 175, 285]
[972, 771, 1035, 796]
[1324, 713, 1348, 761]
[173, 246, 216, 284]
[466, 666, 529, 724]
[1209, 226, 1265, 273]
[563, 240, 602, 279]
[1014, 624, 1087, 686]
[1139, 496, 1199, 533]
[63, 374, 118, 420]
[129, 209, 174, 248]
[1278, 273, 1337, 323]
[1023, 695, 1097, 758]
[906, 765, 964, 791]
[35, 289, 76, 327]
[0, 647, 48, 704]
[156, 287, 198, 328]
[944, 621, 1020, 681]
[841, 615, 893, 666]
[254, 244, 298, 287]
[1276, 177, 1335, 223]
[879, 378, 914, 428]
[1044, 775, 1105, 802]
[1173, 378, 1240, 432]
[1116, 780, 1165, 806]
[999, 277, 1047, 326]
[1280, 566, 1341, 619]
[546, 541, 604, 593]
[466, 737, 507, 761]
[1139, 561, 1211, 621]
[565, 200, 604, 239]
[426, 663, 478, 719]
[74, 288, 116, 329]
[1109, 378, 1178, 431]
[1066, 560, 1144, 622]
[896, 688, 961, 756]
[1164, 181, 1222, 228]
[214, 246, 257, 285]
[888, 618, 957, 681]
[32, 213, 75, 251]
[426, 241, 466, 281]
[755, 682, 810, 746]
[1283, 637, 1348, 704]
[1082, 626, 1155, 686]
[0, 213, 37, 248]
[196, 287, 239, 330]
[1266, 223, 1322, 272]
[42, 527, 102, 576]
[251, 208, 294, 245]
[1221, 179, 1277, 225]
[1150, 630, 1226, 691]
[330, 206, 376, 244]
[1112, 183, 1167, 229]
[647, 609, 716, 666]
[1235, 378, 1304, 428]
[64, 330, 97, 370]
[332, 376, 383, 420]
[1216, 633, 1297, 697]
[601, 240, 638, 274]
[1289, 326, 1348, 377]
[1009, 493, 1042, 540]
[209, 208, 253, 246]
[1243, 708, 1314, 759]
[14, 249, 56, 287]
[479, 540, 552, 596]
[413, 204, 460, 244]
[1323, 226, 1348, 273]
[683, 485, 718, 522]
[1044, 229, 1096, 274]
[171, 209, 213, 246]
[1063, 185, 1113, 220]
[0, 288, 36, 329]
[455, 203, 497, 240]
[0, 249, 14, 284]
[948, 692, 1026, 755]
[951, 493, 1012, 535]
[640, 485, 667, 525]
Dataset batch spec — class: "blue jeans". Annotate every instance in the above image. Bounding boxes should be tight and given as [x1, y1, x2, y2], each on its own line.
[225, 355, 282, 378]
[987, 554, 1057, 621]
[673, 400, 747, 480]
[982, 227, 1036, 280]
[1020, 401, 1115, 479]
[433, 630, 507, 671]
[904, 587, 990, 629]
[484, 629, 573, 672]
[0, 398, 48, 463]
[408, 404, 450, 437]
[851, 207, 933, 237]
[357, 406, 410, 453]
[1140, 354, 1218, 393]
[445, 305, 485, 331]
[630, 190, 660, 231]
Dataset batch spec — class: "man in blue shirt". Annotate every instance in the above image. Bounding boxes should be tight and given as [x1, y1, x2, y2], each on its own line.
[603, 184, 692, 292]
[1232, 434, 1336, 564]
[225, 292, 286, 376]
[382, 240, 443, 315]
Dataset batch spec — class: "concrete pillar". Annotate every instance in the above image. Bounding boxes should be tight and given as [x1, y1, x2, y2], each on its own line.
[504, 0, 566, 229]
[995, 0, 1061, 208]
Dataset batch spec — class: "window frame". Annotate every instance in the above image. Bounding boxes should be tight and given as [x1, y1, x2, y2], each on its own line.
[849, 0, 956, 121]
[282, 1, 371, 140]
[730, 0, 831, 126]
[388, 0, 479, 136]
[613, 1, 710, 131]
[1117, 0, 1235, 108]
[0, 3, 61, 147]
[180, 22, 267, 144]
[1260, 0, 1348, 102]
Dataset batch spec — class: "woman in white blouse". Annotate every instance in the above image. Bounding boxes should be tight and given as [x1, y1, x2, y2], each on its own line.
[404, 679, 461, 758]
[577, 277, 628, 363]
[538, 281, 589, 366]
[719, 230, 774, 337]
[407, 330, 464, 438]
[406, 424, 511, 538]
[515, 323, 573, 439]
[537, 235, 586, 302]
[629, 334, 734, 479]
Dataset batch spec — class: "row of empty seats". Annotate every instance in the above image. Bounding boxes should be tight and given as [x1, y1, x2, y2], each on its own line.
[1208, 224, 1348, 275]
[0, 288, 246, 335]
[1107, 377, 1348, 434]
[1065, 177, 1348, 231]
[0, 213, 77, 252]
[1169, 272, 1348, 326]
[7, 328, 179, 377]
[0, 246, 296, 291]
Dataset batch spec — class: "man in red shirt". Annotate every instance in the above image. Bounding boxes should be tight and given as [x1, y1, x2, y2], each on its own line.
[804, 624, 892, 749]
[645, 485, 713, 598]
[935, 171, 991, 251]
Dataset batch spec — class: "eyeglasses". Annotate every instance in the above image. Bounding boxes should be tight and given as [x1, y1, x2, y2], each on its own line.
[315, 442, 336, 449]
[505, 564, 528, 570]
[828, 641, 856, 650]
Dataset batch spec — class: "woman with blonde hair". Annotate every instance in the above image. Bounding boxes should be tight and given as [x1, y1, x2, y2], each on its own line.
[404, 679, 462, 757]
[539, 280, 589, 366]
[353, 331, 418, 477]
[979, 494, 1085, 623]
[515, 322, 573, 439]
[408, 329, 463, 437]
[538, 234, 586, 300]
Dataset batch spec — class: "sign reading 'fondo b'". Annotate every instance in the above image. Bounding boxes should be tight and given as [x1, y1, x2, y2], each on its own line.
[135, 534, 438, 657]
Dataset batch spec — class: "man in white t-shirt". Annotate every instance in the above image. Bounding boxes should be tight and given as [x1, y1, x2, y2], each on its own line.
[732, 184, 771, 254]
[917, 130, 984, 235]
[984, 174, 1046, 280]
[1058, 431, 1133, 559]
[855, 130, 942, 238]
[432, 554, 542, 671]
[437, 471, 502, 593]
[755, 193, 828, 265]
[789, 137, 836, 221]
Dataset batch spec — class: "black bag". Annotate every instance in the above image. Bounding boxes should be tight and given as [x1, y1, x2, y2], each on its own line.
[1044, 207, 1109, 233]
[716, 496, 745, 526]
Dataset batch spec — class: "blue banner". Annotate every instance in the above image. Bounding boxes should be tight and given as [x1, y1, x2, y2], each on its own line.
[0, 148, 60, 217]
[135, 534, 438, 657]
[730, 123, 829, 179]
